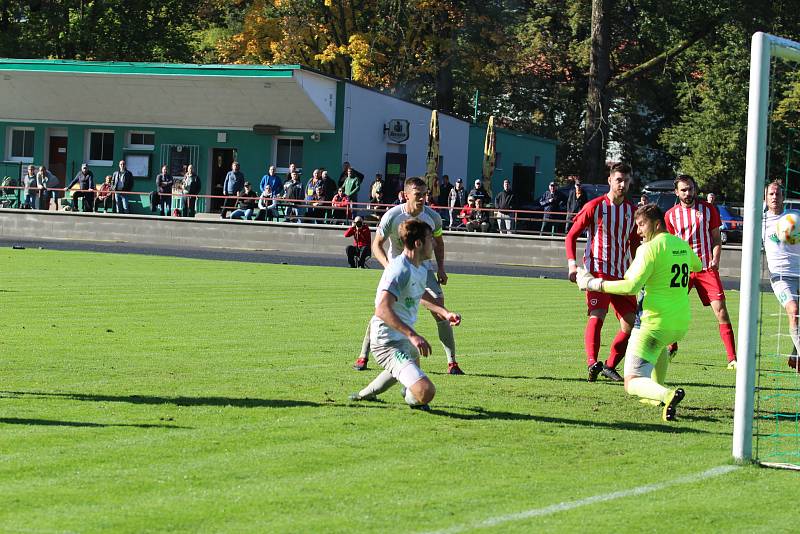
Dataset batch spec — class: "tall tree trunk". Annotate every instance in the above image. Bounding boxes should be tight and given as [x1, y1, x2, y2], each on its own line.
[583, 0, 611, 183]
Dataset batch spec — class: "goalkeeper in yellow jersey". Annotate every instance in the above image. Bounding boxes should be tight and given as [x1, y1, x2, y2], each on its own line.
[576, 204, 702, 421]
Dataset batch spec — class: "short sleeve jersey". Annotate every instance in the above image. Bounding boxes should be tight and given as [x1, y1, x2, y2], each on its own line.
[377, 204, 443, 268]
[763, 210, 800, 277]
[603, 232, 702, 331]
[371, 255, 429, 344]
[568, 195, 638, 278]
[664, 200, 720, 270]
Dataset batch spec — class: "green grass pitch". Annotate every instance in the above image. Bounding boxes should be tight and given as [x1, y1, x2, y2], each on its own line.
[0, 247, 797, 532]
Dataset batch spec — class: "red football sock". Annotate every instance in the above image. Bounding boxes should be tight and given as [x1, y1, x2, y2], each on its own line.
[720, 323, 736, 362]
[606, 330, 630, 369]
[585, 316, 603, 366]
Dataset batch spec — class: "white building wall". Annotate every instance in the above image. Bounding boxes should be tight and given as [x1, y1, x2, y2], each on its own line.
[342, 83, 469, 203]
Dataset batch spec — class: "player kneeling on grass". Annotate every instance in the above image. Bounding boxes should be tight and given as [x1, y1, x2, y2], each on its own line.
[350, 219, 461, 410]
[576, 204, 702, 421]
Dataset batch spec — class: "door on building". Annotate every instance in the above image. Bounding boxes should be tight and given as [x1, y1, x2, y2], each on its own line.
[512, 164, 536, 205]
[384, 152, 407, 203]
[210, 148, 236, 212]
[48, 136, 68, 186]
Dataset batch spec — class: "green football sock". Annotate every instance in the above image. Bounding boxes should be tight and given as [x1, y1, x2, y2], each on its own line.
[436, 319, 457, 364]
[358, 371, 395, 399]
[627, 377, 669, 404]
[359, 322, 371, 359]
[651, 349, 669, 385]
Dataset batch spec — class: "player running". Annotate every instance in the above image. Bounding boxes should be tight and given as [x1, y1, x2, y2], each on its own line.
[352, 176, 465, 375]
[349, 220, 462, 409]
[566, 162, 640, 382]
[665, 175, 737, 369]
[763, 181, 800, 371]
[577, 204, 702, 421]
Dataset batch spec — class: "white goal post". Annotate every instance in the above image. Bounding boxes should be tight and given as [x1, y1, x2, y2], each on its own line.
[733, 32, 800, 461]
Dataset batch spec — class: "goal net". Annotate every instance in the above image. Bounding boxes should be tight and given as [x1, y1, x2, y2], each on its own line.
[735, 32, 800, 469]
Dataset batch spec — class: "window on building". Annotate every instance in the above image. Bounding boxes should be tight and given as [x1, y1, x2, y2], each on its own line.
[127, 131, 155, 149]
[8, 128, 34, 161]
[275, 138, 303, 172]
[87, 131, 115, 165]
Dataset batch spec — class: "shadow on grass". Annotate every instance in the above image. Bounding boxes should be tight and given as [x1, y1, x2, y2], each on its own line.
[427, 406, 720, 434]
[2, 390, 325, 409]
[535, 375, 622, 384]
[0, 417, 188, 429]
[428, 372, 535, 380]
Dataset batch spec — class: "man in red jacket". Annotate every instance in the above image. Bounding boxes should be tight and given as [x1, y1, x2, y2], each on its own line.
[345, 216, 371, 268]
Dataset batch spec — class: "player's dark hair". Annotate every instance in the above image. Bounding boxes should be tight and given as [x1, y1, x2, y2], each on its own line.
[674, 174, 696, 190]
[404, 176, 427, 190]
[399, 219, 431, 249]
[634, 203, 666, 226]
[609, 162, 631, 175]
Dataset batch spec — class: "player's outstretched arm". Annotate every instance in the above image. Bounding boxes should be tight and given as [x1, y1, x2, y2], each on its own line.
[421, 292, 461, 326]
[565, 204, 591, 283]
[375, 290, 432, 356]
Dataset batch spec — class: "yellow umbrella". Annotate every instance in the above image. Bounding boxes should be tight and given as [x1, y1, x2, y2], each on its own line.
[425, 110, 441, 201]
[482, 115, 496, 197]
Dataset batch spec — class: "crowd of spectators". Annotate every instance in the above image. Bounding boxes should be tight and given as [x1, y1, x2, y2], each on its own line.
[4, 157, 595, 236]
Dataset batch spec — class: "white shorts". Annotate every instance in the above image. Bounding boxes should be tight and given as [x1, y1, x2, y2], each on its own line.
[770, 274, 799, 308]
[371, 339, 428, 388]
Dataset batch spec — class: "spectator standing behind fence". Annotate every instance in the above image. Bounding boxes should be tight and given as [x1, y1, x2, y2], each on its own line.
[309, 186, 328, 223]
[256, 184, 278, 221]
[439, 175, 453, 208]
[494, 179, 516, 234]
[182, 165, 201, 217]
[448, 178, 466, 229]
[342, 167, 361, 203]
[282, 170, 304, 222]
[638, 193, 648, 207]
[230, 182, 257, 220]
[155, 165, 173, 216]
[36, 165, 59, 211]
[259, 165, 283, 198]
[332, 187, 351, 222]
[221, 161, 244, 219]
[539, 181, 565, 235]
[305, 169, 322, 219]
[468, 179, 490, 204]
[566, 184, 589, 230]
[112, 160, 134, 214]
[338, 161, 364, 189]
[394, 190, 407, 205]
[22, 164, 37, 209]
[67, 163, 95, 212]
[95, 175, 113, 212]
[467, 197, 491, 232]
[344, 215, 371, 268]
[369, 173, 384, 214]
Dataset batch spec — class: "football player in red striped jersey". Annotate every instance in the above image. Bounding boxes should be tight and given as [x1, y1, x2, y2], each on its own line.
[566, 163, 641, 382]
[664, 175, 737, 369]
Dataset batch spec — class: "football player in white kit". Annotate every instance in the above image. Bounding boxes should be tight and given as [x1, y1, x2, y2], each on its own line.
[353, 176, 465, 375]
[763, 180, 800, 370]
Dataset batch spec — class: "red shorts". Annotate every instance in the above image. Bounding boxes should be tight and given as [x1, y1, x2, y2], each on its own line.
[585, 273, 637, 318]
[689, 269, 725, 306]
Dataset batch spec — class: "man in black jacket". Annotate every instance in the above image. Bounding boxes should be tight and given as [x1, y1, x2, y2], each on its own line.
[494, 179, 516, 234]
[112, 160, 134, 214]
[66, 163, 95, 212]
[538, 181, 565, 235]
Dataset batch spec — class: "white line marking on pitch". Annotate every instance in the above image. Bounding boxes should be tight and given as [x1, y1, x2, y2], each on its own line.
[423, 465, 740, 534]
